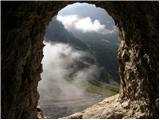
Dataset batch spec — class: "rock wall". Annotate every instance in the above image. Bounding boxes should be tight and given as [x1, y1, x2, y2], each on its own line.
[2, 1, 159, 118]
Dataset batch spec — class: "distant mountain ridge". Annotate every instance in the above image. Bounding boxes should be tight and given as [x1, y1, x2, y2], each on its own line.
[45, 17, 89, 51]
[45, 17, 120, 83]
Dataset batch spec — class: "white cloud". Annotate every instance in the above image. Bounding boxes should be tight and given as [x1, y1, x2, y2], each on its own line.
[57, 15, 79, 29]
[75, 17, 105, 33]
[57, 15, 117, 35]
[38, 42, 99, 101]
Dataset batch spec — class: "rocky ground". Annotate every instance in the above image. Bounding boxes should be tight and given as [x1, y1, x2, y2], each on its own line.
[38, 80, 119, 119]
[39, 92, 106, 118]
[63, 94, 156, 119]
[62, 94, 120, 119]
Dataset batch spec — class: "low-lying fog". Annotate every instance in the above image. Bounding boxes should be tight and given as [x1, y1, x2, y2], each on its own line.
[38, 41, 100, 102]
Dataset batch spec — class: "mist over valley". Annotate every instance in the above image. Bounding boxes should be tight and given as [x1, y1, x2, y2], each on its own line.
[38, 3, 120, 118]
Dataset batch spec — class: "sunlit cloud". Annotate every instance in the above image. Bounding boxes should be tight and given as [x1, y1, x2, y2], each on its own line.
[75, 17, 105, 33]
[57, 15, 117, 35]
[57, 15, 79, 29]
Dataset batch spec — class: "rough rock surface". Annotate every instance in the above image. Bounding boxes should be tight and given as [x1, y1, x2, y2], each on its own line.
[63, 94, 154, 119]
[2, 1, 159, 119]
[36, 106, 45, 119]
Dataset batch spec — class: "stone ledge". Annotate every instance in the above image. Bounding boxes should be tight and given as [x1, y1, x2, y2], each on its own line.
[62, 94, 152, 119]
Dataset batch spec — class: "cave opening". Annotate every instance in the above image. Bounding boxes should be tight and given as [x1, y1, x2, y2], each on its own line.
[2, 1, 159, 119]
[38, 2, 120, 119]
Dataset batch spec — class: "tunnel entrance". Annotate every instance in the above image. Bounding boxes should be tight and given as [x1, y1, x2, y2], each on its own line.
[38, 3, 120, 118]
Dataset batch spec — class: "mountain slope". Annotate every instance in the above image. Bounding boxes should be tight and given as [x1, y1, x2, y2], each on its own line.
[45, 17, 89, 51]
[45, 17, 120, 83]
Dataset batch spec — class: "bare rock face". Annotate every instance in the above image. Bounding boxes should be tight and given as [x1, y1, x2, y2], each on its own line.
[2, 1, 159, 119]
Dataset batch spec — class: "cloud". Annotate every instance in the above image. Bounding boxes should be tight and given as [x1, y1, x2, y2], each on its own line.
[38, 42, 99, 102]
[57, 15, 117, 35]
[75, 17, 105, 33]
[57, 15, 79, 29]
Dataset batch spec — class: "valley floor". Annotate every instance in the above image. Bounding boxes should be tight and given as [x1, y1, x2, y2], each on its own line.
[38, 80, 119, 118]
[39, 92, 105, 118]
